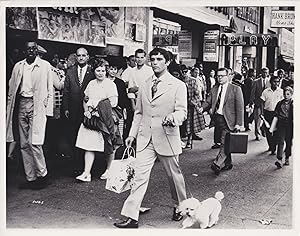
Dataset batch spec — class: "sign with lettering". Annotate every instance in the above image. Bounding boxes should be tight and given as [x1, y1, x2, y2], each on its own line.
[203, 30, 219, 62]
[271, 10, 294, 28]
[219, 33, 278, 47]
[152, 34, 179, 46]
[178, 30, 192, 58]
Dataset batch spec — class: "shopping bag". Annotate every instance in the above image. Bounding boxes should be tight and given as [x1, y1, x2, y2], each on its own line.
[105, 146, 136, 194]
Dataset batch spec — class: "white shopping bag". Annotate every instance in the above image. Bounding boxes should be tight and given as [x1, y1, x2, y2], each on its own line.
[105, 146, 136, 194]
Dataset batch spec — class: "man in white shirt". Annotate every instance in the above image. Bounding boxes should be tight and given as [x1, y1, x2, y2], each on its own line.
[121, 55, 136, 85]
[261, 76, 284, 154]
[6, 41, 54, 190]
[127, 49, 153, 111]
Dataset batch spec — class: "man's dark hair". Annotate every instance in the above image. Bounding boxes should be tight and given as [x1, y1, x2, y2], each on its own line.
[135, 49, 146, 56]
[218, 67, 229, 75]
[149, 47, 170, 62]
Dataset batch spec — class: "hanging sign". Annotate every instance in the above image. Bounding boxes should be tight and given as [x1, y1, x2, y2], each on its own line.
[219, 33, 278, 47]
[203, 30, 219, 62]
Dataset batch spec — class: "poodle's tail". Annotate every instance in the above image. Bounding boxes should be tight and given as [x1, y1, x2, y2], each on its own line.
[215, 191, 224, 201]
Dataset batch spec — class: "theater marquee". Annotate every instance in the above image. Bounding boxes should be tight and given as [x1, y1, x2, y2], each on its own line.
[219, 33, 278, 47]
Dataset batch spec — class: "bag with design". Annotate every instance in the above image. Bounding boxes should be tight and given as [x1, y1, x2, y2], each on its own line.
[105, 146, 136, 193]
[82, 107, 101, 131]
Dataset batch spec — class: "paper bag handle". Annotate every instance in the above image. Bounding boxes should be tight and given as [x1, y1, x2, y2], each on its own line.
[121, 146, 136, 160]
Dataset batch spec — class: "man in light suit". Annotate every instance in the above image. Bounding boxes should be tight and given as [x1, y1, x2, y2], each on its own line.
[249, 67, 271, 140]
[62, 47, 94, 176]
[114, 48, 188, 228]
[201, 68, 244, 175]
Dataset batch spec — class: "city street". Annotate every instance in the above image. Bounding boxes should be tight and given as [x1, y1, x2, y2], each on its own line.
[6, 124, 293, 229]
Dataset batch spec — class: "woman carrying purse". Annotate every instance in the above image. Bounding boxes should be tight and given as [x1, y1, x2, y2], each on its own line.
[75, 60, 118, 182]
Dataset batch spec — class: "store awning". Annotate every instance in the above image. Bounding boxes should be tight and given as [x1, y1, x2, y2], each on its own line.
[158, 7, 229, 26]
[281, 55, 294, 64]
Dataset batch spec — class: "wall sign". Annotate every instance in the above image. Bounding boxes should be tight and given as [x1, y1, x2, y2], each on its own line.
[203, 30, 219, 62]
[220, 33, 278, 47]
[271, 10, 294, 28]
[152, 34, 179, 46]
[178, 30, 192, 59]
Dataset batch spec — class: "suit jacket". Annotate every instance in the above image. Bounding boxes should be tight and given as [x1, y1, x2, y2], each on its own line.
[129, 71, 187, 156]
[62, 65, 94, 123]
[202, 83, 244, 131]
[113, 77, 131, 111]
[249, 78, 266, 108]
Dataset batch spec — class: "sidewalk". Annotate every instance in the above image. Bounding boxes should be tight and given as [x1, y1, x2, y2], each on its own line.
[5, 126, 293, 229]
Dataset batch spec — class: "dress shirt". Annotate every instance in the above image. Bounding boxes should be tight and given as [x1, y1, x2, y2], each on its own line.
[77, 64, 88, 82]
[215, 82, 229, 115]
[260, 87, 284, 111]
[20, 59, 36, 97]
[128, 64, 153, 99]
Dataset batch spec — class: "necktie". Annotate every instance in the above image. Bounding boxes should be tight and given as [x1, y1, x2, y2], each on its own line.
[151, 79, 161, 98]
[215, 85, 223, 112]
[79, 68, 83, 87]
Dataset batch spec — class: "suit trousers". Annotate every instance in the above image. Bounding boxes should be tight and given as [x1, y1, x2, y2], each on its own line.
[253, 107, 262, 138]
[263, 110, 276, 152]
[18, 97, 47, 181]
[121, 139, 187, 221]
[276, 123, 292, 160]
[213, 114, 232, 169]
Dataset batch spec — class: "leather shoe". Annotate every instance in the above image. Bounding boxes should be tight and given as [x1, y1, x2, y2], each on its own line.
[275, 160, 282, 169]
[221, 164, 233, 171]
[211, 143, 221, 149]
[192, 135, 203, 141]
[211, 163, 220, 175]
[113, 218, 138, 228]
[18, 180, 37, 190]
[172, 207, 183, 221]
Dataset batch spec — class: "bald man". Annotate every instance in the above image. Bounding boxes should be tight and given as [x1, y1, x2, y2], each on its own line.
[62, 48, 94, 175]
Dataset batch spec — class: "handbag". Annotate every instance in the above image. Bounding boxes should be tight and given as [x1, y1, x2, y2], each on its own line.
[105, 146, 136, 194]
[82, 107, 101, 131]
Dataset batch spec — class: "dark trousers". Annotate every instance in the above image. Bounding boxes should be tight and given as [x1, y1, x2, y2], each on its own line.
[213, 114, 232, 168]
[276, 123, 293, 160]
[213, 125, 221, 144]
[263, 110, 276, 152]
[123, 109, 134, 141]
[68, 118, 84, 171]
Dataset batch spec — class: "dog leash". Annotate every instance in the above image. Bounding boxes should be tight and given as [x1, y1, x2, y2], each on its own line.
[163, 126, 194, 199]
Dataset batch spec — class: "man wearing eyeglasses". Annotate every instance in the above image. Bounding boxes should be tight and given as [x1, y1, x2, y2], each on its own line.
[200, 68, 244, 175]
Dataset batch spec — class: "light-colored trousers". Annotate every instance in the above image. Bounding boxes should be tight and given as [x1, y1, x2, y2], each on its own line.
[19, 97, 47, 181]
[121, 140, 187, 221]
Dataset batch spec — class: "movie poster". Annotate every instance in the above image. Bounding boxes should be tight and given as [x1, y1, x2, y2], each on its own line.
[37, 8, 106, 47]
[6, 7, 38, 31]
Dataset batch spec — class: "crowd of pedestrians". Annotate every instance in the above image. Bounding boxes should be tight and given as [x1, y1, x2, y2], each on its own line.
[6, 41, 294, 227]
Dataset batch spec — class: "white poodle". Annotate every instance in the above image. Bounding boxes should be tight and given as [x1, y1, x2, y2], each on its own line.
[178, 191, 224, 229]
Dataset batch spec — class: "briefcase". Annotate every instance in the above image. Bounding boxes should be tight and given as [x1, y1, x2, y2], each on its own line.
[225, 132, 248, 155]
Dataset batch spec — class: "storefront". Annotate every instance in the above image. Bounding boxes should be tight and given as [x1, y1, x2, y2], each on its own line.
[6, 7, 150, 68]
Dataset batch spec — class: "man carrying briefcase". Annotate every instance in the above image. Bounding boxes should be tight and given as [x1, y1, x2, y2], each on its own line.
[200, 68, 244, 175]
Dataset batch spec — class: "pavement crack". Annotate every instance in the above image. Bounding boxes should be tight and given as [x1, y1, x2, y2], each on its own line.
[261, 185, 292, 219]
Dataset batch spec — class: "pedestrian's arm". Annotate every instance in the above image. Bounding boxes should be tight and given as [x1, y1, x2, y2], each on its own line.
[62, 73, 70, 115]
[169, 82, 187, 126]
[235, 86, 244, 129]
[249, 81, 256, 105]
[46, 65, 54, 117]
[128, 86, 143, 138]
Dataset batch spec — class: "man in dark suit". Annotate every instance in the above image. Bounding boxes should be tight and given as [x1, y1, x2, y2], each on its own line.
[62, 47, 94, 175]
[249, 67, 270, 140]
[201, 68, 244, 175]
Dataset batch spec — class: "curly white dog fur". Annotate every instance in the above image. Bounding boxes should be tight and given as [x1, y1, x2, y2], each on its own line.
[178, 191, 224, 229]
